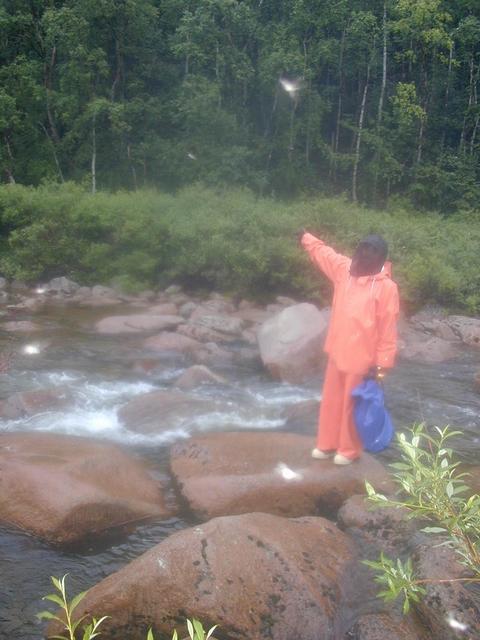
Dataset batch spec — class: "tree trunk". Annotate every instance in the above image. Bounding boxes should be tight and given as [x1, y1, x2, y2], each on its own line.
[377, 2, 387, 126]
[3, 135, 15, 184]
[416, 114, 425, 165]
[40, 123, 64, 182]
[352, 63, 370, 203]
[332, 26, 346, 183]
[440, 42, 454, 150]
[91, 111, 97, 195]
[460, 55, 475, 153]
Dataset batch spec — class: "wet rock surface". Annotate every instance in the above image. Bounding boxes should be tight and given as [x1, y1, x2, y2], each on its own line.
[345, 613, 432, 639]
[413, 544, 480, 640]
[0, 432, 168, 545]
[170, 432, 394, 520]
[60, 512, 355, 640]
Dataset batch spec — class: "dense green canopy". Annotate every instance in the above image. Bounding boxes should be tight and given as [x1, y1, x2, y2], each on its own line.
[1, 0, 479, 211]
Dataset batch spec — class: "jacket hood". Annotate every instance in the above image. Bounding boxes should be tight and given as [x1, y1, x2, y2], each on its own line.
[348, 260, 392, 282]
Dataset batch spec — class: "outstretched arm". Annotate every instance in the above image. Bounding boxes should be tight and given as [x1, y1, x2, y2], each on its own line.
[300, 232, 350, 283]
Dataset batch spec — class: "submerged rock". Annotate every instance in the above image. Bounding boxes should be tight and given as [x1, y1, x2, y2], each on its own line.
[118, 389, 216, 433]
[170, 432, 393, 520]
[0, 388, 70, 420]
[175, 365, 227, 390]
[257, 303, 328, 383]
[59, 512, 354, 640]
[95, 314, 183, 334]
[0, 432, 167, 545]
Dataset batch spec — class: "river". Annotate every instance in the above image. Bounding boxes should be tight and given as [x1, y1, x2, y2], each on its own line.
[0, 304, 479, 639]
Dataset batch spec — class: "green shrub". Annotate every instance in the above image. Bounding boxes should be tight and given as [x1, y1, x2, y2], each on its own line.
[0, 182, 478, 313]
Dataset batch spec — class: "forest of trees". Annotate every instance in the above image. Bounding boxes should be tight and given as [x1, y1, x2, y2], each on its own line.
[1, 0, 480, 212]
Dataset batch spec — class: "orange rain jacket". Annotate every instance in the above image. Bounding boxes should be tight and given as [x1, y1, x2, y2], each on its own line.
[301, 232, 399, 374]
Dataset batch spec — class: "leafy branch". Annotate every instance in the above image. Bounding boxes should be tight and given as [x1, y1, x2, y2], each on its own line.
[365, 423, 480, 611]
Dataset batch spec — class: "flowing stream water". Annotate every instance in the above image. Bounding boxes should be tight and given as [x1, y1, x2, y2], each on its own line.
[0, 304, 479, 639]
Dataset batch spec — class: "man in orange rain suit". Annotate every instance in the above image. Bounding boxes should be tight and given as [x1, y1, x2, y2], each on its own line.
[299, 231, 399, 465]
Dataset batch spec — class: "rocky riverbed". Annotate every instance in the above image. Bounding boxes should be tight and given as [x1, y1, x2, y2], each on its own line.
[0, 279, 480, 639]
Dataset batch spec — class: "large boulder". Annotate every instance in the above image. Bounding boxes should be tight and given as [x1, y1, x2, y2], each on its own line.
[47, 277, 80, 295]
[170, 432, 394, 520]
[95, 314, 183, 335]
[413, 544, 480, 639]
[60, 512, 354, 640]
[257, 303, 328, 383]
[118, 389, 216, 433]
[445, 315, 480, 347]
[0, 432, 167, 544]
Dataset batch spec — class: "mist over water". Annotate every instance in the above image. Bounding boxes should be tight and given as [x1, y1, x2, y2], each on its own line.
[0, 305, 479, 638]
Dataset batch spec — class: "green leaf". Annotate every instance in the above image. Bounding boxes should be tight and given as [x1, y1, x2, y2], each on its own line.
[421, 526, 447, 533]
[147, 629, 155, 640]
[206, 625, 218, 639]
[187, 618, 195, 640]
[42, 594, 65, 607]
[69, 590, 87, 614]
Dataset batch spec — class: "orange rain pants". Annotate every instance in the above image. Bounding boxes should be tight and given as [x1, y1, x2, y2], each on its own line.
[301, 232, 399, 460]
[316, 359, 363, 459]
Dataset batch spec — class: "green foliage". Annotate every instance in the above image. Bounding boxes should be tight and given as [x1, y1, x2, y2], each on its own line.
[0, 182, 479, 313]
[363, 554, 426, 614]
[1, 0, 480, 209]
[37, 575, 108, 640]
[365, 424, 480, 613]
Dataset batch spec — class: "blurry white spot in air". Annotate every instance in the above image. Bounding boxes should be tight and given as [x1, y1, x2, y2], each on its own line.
[447, 614, 468, 632]
[22, 344, 41, 355]
[35, 287, 46, 294]
[275, 462, 302, 481]
[279, 77, 303, 95]
[187, 152, 197, 160]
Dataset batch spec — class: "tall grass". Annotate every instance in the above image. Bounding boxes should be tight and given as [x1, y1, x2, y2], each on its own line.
[0, 182, 478, 313]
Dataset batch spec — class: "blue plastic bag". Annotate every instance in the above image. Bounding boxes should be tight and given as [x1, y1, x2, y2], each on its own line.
[351, 379, 394, 453]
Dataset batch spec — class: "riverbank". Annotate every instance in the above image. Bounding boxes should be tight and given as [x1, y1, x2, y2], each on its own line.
[1, 183, 480, 314]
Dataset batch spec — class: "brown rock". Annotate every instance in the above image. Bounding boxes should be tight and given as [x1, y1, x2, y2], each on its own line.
[0, 432, 167, 544]
[177, 323, 236, 344]
[147, 302, 178, 315]
[399, 329, 458, 363]
[413, 544, 480, 639]
[257, 303, 328, 383]
[118, 389, 215, 433]
[0, 388, 70, 420]
[79, 297, 123, 307]
[445, 315, 480, 347]
[346, 613, 432, 640]
[2, 320, 42, 332]
[170, 432, 394, 520]
[143, 331, 202, 354]
[233, 307, 273, 324]
[193, 342, 234, 366]
[192, 314, 245, 336]
[95, 314, 184, 334]
[175, 365, 227, 390]
[281, 399, 319, 436]
[190, 299, 235, 319]
[60, 513, 354, 640]
[337, 494, 417, 555]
